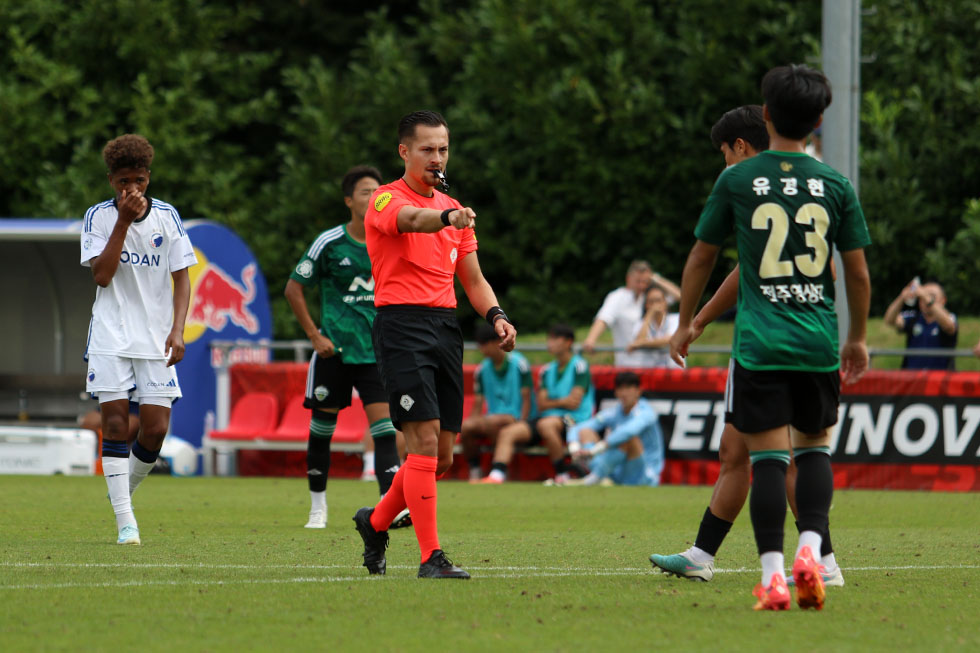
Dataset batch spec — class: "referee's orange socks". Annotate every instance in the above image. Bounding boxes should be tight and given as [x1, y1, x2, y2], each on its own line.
[403, 454, 440, 563]
[369, 465, 407, 532]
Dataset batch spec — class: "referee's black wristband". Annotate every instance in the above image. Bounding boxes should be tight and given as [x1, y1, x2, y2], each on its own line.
[440, 208, 454, 227]
[486, 306, 510, 326]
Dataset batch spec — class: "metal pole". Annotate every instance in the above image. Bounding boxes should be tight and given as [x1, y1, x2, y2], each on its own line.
[822, 0, 862, 347]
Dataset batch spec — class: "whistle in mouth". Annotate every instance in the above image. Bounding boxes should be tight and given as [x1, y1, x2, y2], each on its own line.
[433, 169, 449, 193]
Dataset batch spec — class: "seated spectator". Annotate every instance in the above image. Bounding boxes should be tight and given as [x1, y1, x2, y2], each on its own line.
[627, 284, 682, 369]
[481, 324, 594, 485]
[883, 278, 958, 370]
[565, 371, 665, 486]
[460, 324, 536, 481]
[582, 260, 680, 366]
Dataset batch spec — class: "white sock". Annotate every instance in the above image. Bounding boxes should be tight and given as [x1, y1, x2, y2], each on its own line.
[310, 490, 326, 513]
[760, 551, 785, 587]
[796, 530, 822, 559]
[362, 451, 375, 473]
[104, 457, 136, 530]
[129, 453, 155, 495]
[488, 469, 505, 482]
[685, 546, 714, 564]
[821, 552, 837, 571]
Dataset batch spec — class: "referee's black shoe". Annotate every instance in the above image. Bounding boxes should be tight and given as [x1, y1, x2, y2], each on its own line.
[352, 507, 388, 575]
[418, 549, 471, 579]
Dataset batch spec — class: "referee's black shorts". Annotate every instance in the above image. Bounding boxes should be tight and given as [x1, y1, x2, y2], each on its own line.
[725, 359, 840, 434]
[372, 305, 464, 432]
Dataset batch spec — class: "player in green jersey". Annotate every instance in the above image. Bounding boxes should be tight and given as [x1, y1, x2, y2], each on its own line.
[670, 65, 871, 611]
[285, 165, 403, 530]
[651, 106, 843, 589]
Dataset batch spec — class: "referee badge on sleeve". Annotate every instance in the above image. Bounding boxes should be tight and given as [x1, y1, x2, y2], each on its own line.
[374, 192, 393, 212]
[399, 394, 415, 411]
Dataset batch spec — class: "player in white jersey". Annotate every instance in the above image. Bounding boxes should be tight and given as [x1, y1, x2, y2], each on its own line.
[81, 134, 197, 545]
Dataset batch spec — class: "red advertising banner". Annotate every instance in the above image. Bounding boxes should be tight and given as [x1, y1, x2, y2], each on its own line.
[230, 363, 980, 491]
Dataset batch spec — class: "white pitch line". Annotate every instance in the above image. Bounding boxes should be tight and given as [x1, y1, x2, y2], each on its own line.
[1, 562, 631, 571]
[0, 570, 641, 591]
[3, 561, 980, 573]
[1, 563, 977, 591]
[713, 564, 980, 573]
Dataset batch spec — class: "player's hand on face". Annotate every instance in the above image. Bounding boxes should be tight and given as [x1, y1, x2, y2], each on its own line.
[668, 325, 695, 368]
[117, 189, 148, 225]
[312, 333, 337, 358]
[840, 340, 868, 385]
[165, 331, 185, 367]
[449, 207, 476, 230]
[496, 320, 517, 352]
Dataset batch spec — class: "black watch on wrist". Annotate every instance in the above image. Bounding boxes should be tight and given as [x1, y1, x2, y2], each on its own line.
[486, 306, 509, 327]
[440, 208, 454, 227]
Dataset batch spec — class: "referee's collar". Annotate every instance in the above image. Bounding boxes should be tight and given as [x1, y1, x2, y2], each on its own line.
[397, 177, 437, 199]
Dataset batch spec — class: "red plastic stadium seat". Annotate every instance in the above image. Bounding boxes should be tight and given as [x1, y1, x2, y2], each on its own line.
[267, 395, 310, 442]
[333, 397, 369, 443]
[462, 394, 477, 419]
[208, 392, 279, 440]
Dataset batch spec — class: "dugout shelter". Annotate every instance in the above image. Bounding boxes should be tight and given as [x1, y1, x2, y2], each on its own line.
[0, 219, 92, 422]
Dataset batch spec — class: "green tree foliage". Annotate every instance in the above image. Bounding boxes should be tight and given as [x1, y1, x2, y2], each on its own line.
[1, 0, 976, 337]
[419, 0, 820, 330]
[924, 199, 980, 312]
[860, 0, 980, 313]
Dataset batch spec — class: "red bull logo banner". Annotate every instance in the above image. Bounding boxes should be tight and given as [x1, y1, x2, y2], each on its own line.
[170, 221, 272, 455]
[188, 262, 260, 334]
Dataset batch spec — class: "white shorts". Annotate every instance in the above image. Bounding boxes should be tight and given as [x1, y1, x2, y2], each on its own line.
[86, 354, 182, 403]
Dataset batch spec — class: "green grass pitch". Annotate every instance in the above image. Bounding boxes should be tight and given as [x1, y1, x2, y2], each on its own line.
[2, 475, 978, 652]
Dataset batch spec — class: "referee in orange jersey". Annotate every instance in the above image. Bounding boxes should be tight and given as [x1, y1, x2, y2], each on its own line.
[353, 110, 516, 579]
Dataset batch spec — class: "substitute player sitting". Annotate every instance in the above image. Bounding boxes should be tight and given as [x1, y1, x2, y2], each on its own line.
[481, 324, 594, 485]
[285, 165, 402, 529]
[669, 65, 871, 610]
[565, 371, 664, 486]
[460, 323, 536, 481]
[81, 134, 197, 546]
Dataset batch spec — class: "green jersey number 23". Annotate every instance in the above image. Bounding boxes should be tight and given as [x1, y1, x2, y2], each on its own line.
[751, 202, 830, 279]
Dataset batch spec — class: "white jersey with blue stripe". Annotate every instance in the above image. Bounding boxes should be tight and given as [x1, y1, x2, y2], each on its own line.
[81, 197, 197, 359]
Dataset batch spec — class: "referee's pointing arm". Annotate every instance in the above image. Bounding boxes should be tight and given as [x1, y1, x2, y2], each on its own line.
[396, 206, 476, 233]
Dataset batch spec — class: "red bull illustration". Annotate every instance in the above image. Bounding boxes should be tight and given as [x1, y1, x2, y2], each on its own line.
[187, 261, 260, 334]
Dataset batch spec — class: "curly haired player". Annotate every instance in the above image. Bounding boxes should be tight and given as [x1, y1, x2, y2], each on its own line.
[81, 134, 197, 545]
